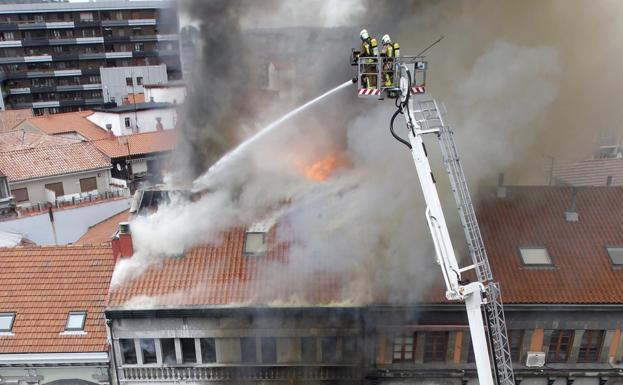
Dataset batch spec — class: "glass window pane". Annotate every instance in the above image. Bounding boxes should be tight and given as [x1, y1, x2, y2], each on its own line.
[181, 338, 196, 363]
[65, 312, 86, 330]
[200, 338, 216, 363]
[0, 313, 14, 331]
[161, 338, 176, 364]
[519, 247, 552, 265]
[261, 337, 276, 363]
[301, 337, 317, 362]
[241, 337, 257, 363]
[140, 338, 157, 364]
[607, 247, 623, 265]
[244, 232, 266, 255]
[321, 337, 337, 364]
[120, 339, 137, 364]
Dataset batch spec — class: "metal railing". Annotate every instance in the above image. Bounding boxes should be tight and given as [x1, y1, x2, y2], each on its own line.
[356, 55, 426, 93]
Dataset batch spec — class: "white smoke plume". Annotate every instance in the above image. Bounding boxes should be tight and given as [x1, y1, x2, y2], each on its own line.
[112, 1, 566, 305]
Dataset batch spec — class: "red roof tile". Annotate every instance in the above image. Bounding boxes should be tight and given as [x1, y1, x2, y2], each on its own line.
[553, 158, 623, 186]
[0, 109, 33, 133]
[23, 111, 109, 140]
[0, 130, 79, 151]
[108, 186, 623, 309]
[77, 209, 129, 245]
[91, 129, 177, 158]
[0, 142, 110, 182]
[0, 245, 115, 353]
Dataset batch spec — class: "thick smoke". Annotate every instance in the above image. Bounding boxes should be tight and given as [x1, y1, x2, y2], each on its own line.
[112, 1, 592, 305]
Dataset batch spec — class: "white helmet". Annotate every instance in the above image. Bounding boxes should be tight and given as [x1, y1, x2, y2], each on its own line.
[360, 29, 369, 41]
[382, 34, 391, 45]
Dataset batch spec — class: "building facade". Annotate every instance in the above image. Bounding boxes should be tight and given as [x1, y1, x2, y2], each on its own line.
[0, 0, 180, 115]
[100, 65, 168, 106]
[105, 186, 623, 385]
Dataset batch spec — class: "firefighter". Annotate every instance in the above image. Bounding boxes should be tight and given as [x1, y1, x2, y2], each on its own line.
[381, 34, 397, 87]
[359, 29, 379, 89]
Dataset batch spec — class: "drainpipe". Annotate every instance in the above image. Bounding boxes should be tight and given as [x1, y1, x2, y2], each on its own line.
[48, 206, 58, 245]
[106, 318, 120, 385]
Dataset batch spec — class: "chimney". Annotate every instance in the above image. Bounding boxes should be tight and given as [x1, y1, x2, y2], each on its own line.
[155, 117, 163, 131]
[112, 222, 133, 259]
[607, 175, 613, 186]
[496, 173, 507, 198]
[105, 123, 114, 138]
[564, 188, 579, 222]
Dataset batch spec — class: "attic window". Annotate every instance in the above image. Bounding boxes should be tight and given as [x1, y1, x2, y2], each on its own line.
[607, 247, 623, 265]
[0, 313, 15, 332]
[244, 232, 266, 255]
[519, 247, 553, 266]
[65, 311, 86, 331]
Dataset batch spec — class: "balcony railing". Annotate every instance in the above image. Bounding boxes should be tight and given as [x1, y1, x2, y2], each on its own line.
[120, 365, 360, 383]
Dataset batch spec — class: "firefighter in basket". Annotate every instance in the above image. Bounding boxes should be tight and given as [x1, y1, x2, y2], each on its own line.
[357, 29, 379, 89]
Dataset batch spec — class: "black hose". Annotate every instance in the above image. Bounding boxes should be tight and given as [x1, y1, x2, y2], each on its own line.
[390, 107, 412, 149]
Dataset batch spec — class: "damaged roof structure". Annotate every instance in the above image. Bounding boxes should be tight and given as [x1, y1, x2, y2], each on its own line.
[104, 186, 623, 385]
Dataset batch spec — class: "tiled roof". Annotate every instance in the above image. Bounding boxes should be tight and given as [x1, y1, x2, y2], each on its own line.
[108, 186, 623, 309]
[24, 111, 109, 140]
[0, 109, 33, 133]
[77, 209, 129, 245]
[0, 245, 115, 353]
[108, 227, 343, 309]
[480, 186, 623, 304]
[0, 142, 110, 182]
[0, 130, 79, 151]
[553, 157, 623, 186]
[91, 129, 177, 158]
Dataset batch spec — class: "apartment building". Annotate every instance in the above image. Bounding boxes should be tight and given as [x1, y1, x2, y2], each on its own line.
[0, 0, 180, 115]
[105, 186, 623, 385]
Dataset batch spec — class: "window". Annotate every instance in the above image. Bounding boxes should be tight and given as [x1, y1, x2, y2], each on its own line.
[241, 337, 257, 363]
[11, 188, 28, 202]
[321, 337, 337, 364]
[45, 182, 64, 198]
[65, 311, 86, 331]
[80, 177, 97, 193]
[181, 338, 197, 363]
[125, 117, 131, 128]
[519, 247, 553, 266]
[578, 330, 604, 363]
[423, 331, 448, 362]
[393, 332, 415, 362]
[508, 330, 524, 362]
[120, 339, 137, 364]
[261, 337, 277, 363]
[547, 330, 574, 363]
[140, 338, 157, 364]
[161, 338, 176, 364]
[244, 232, 266, 255]
[126, 77, 133, 86]
[132, 27, 142, 36]
[134, 43, 144, 52]
[80, 12, 94, 22]
[200, 338, 216, 363]
[136, 76, 143, 86]
[0, 313, 15, 332]
[53, 45, 63, 54]
[342, 336, 357, 362]
[301, 337, 317, 362]
[35, 15, 44, 23]
[607, 247, 623, 265]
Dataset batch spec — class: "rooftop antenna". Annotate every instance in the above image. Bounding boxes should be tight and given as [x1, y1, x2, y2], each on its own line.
[416, 35, 445, 57]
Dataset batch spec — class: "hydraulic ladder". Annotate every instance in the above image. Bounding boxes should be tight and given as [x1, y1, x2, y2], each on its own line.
[412, 98, 515, 385]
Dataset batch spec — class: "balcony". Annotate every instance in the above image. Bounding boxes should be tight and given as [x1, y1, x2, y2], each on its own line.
[120, 366, 360, 383]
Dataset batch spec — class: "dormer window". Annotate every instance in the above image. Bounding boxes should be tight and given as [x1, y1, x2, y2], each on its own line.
[65, 311, 86, 331]
[519, 247, 553, 266]
[0, 313, 15, 332]
[244, 232, 266, 256]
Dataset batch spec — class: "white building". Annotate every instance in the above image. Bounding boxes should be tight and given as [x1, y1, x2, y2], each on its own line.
[100, 65, 169, 106]
[143, 81, 187, 104]
[87, 102, 177, 136]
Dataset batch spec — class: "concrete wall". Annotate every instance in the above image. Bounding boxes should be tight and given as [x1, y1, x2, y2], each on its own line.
[9, 169, 111, 206]
[144, 86, 186, 104]
[87, 108, 176, 136]
[100, 65, 167, 105]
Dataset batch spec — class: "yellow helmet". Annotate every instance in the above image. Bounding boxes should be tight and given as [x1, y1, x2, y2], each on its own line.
[360, 29, 369, 41]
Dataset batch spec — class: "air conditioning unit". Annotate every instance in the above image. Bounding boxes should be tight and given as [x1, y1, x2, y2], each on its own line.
[526, 351, 546, 367]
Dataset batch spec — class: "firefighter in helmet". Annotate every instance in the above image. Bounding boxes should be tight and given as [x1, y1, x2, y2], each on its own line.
[381, 34, 399, 87]
[358, 29, 379, 89]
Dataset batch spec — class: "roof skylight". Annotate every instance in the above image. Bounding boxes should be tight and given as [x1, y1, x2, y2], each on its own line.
[65, 311, 87, 331]
[0, 313, 15, 332]
[607, 247, 623, 265]
[519, 247, 553, 266]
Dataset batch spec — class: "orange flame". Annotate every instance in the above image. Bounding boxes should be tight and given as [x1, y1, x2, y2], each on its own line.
[303, 153, 348, 182]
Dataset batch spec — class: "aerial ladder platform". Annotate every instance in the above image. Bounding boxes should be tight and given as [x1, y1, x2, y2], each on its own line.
[352, 52, 515, 385]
